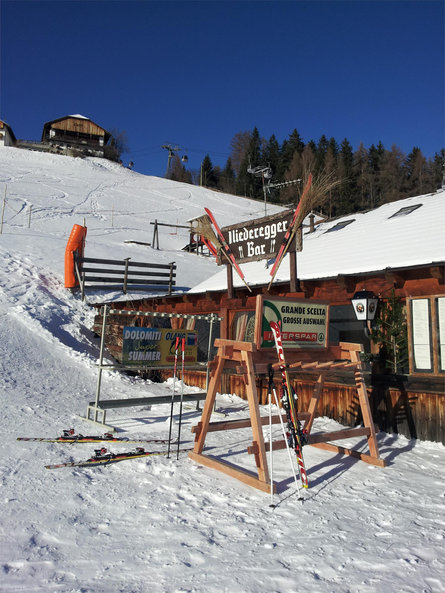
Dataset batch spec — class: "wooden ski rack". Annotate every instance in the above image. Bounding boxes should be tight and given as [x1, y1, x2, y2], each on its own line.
[189, 339, 386, 494]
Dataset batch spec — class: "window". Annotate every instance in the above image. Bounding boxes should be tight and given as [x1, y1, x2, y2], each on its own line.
[408, 296, 445, 375]
[389, 204, 422, 218]
[324, 220, 355, 233]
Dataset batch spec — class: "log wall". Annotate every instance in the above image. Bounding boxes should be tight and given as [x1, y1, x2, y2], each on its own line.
[165, 368, 445, 445]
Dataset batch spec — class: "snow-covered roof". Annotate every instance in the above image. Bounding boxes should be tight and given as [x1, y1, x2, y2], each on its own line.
[189, 190, 445, 294]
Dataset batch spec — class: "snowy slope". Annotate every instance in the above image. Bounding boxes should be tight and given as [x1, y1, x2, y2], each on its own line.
[0, 148, 444, 593]
[0, 147, 284, 299]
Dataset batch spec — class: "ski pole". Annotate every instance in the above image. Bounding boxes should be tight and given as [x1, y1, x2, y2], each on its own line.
[167, 336, 181, 458]
[268, 390, 274, 507]
[176, 337, 186, 460]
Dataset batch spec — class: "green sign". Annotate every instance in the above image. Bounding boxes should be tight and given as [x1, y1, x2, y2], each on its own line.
[260, 298, 328, 349]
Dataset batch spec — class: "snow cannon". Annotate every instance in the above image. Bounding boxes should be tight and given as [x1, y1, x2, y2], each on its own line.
[64, 224, 87, 289]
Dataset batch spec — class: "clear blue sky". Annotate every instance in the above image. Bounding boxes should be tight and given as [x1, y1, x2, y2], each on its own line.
[1, 0, 443, 178]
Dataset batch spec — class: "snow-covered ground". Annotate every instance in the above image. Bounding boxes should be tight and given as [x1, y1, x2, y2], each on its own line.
[1, 148, 444, 593]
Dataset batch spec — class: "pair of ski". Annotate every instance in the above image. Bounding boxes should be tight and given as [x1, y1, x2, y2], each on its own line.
[269, 321, 309, 490]
[17, 429, 170, 444]
[204, 173, 312, 292]
[45, 447, 191, 470]
[17, 429, 189, 469]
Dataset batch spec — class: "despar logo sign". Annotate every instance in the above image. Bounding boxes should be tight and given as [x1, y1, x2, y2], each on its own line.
[220, 210, 293, 264]
[122, 327, 198, 365]
[261, 298, 328, 349]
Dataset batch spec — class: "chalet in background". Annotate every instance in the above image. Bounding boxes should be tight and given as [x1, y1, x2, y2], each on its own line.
[41, 114, 111, 158]
[0, 114, 113, 158]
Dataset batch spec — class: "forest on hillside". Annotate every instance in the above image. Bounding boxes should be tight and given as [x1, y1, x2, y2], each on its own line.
[167, 127, 444, 217]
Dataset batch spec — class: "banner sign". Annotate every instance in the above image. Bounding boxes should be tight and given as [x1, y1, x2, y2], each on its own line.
[122, 327, 198, 366]
[258, 297, 328, 349]
[219, 210, 294, 265]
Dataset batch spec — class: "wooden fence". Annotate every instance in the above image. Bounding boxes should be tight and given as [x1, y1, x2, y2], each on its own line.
[168, 368, 445, 445]
[74, 253, 176, 300]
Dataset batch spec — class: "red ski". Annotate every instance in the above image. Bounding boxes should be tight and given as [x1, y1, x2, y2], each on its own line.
[268, 173, 313, 289]
[204, 208, 252, 292]
[269, 321, 309, 488]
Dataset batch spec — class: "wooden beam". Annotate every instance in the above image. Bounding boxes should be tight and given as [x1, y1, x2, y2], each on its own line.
[307, 426, 370, 445]
[188, 452, 277, 493]
[191, 412, 311, 434]
[384, 269, 405, 288]
[310, 442, 387, 467]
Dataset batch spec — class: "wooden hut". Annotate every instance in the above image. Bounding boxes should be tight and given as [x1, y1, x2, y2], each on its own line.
[0, 120, 17, 147]
[92, 190, 445, 444]
[41, 114, 111, 157]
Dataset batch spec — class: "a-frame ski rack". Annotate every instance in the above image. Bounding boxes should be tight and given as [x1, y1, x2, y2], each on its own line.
[189, 339, 386, 494]
[189, 339, 274, 493]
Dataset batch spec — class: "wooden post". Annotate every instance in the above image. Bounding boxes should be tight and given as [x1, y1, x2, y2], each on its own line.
[289, 250, 297, 293]
[123, 258, 130, 294]
[28, 204, 32, 228]
[152, 220, 159, 249]
[227, 263, 234, 299]
[0, 185, 6, 234]
[168, 262, 174, 295]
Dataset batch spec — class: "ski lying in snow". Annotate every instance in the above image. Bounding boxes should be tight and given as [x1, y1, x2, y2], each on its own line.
[269, 321, 309, 488]
[204, 207, 252, 292]
[45, 446, 192, 469]
[267, 173, 313, 289]
[18, 429, 171, 445]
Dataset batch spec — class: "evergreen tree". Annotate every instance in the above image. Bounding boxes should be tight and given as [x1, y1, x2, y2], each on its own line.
[316, 135, 329, 174]
[368, 142, 386, 207]
[229, 130, 252, 175]
[336, 138, 356, 214]
[218, 157, 236, 194]
[380, 145, 406, 203]
[200, 154, 218, 188]
[262, 134, 281, 179]
[168, 155, 192, 184]
[371, 290, 408, 374]
[279, 129, 305, 179]
[404, 147, 427, 196]
[433, 149, 445, 189]
[236, 127, 264, 198]
[281, 143, 315, 204]
[323, 139, 338, 217]
[353, 142, 372, 210]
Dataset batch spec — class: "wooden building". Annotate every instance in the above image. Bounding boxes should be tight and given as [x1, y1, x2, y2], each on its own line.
[41, 114, 111, 157]
[93, 190, 445, 444]
[0, 120, 17, 147]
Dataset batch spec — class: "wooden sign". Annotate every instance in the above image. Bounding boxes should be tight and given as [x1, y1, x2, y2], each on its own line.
[122, 327, 198, 366]
[255, 295, 329, 349]
[219, 210, 297, 265]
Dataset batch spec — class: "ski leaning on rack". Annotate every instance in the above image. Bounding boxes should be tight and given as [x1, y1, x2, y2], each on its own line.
[204, 207, 252, 292]
[269, 321, 309, 488]
[45, 446, 192, 469]
[268, 173, 313, 290]
[18, 429, 171, 445]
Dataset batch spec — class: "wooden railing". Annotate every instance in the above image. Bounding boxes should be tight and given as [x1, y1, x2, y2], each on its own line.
[74, 253, 176, 300]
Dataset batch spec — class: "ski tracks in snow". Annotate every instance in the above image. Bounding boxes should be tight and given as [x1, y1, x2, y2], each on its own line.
[0, 247, 97, 361]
